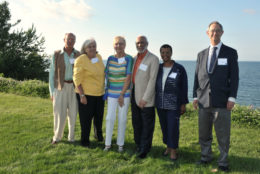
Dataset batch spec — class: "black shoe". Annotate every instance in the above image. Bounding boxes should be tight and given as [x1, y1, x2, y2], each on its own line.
[196, 160, 210, 165]
[98, 136, 103, 142]
[81, 141, 90, 147]
[94, 135, 103, 142]
[218, 165, 229, 172]
[138, 152, 147, 159]
[170, 157, 177, 161]
[135, 147, 141, 153]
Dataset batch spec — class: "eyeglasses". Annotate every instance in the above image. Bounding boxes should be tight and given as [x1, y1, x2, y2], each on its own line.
[209, 29, 223, 33]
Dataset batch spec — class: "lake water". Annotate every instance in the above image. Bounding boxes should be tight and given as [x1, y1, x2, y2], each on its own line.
[178, 61, 260, 108]
[103, 60, 260, 107]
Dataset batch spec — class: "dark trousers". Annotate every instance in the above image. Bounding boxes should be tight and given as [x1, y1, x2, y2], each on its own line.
[77, 94, 104, 145]
[157, 108, 180, 149]
[131, 89, 155, 153]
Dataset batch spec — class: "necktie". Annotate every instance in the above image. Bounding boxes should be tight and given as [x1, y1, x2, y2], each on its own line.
[209, 47, 217, 73]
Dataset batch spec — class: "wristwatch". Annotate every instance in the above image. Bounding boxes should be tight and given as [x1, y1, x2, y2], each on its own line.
[80, 94, 85, 98]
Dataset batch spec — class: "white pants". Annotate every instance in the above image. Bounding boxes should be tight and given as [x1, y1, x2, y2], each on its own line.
[53, 83, 77, 142]
[105, 97, 130, 146]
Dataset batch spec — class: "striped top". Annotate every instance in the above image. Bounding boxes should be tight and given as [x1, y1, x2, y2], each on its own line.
[105, 55, 133, 98]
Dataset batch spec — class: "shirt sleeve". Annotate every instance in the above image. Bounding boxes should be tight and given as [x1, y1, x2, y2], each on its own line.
[105, 57, 110, 74]
[180, 66, 189, 105]
[48, 55, 55, 97]
[126, 56, 133, 75]
[228, 97, 236, 103]
[73, 57, 83, 87]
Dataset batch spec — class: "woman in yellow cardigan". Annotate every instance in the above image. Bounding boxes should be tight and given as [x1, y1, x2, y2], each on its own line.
[73, 38, 105, 147]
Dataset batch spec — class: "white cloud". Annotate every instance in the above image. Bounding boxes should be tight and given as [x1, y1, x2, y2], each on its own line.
[7, 0, 93, 55]
[9, 0, 92, 21]
[243, 9, 256, 15]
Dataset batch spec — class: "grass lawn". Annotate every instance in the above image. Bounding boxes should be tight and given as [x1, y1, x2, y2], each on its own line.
[0, 92, 259, 174]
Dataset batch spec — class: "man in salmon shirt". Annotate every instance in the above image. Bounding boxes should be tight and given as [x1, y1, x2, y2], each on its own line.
[131, 35, 159, 158]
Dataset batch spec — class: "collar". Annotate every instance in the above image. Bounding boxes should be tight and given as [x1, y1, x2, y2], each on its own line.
[210, 42, 222, 50]
[63, 47, 75, 53]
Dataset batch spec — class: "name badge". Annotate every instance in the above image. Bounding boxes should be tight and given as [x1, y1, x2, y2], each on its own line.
[169, 72, 177, 79]
[139, 64, 147, 71]
[91, 57, 99, 64]
[118, 57, 125, 64]
[69, 58, 75, 64]
[218, 58, 227, 65]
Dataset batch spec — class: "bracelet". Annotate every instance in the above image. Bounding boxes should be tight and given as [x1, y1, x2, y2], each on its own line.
[80, 94, 85, 98]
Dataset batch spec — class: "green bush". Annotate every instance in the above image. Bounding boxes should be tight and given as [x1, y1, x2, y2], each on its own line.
[180, 103, 260, 128]
[0, 77, 18, 93]
[0, 77, 49, 98]
[232, 105, 260, 128]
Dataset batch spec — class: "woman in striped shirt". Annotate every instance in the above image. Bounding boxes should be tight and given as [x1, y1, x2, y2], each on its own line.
[103, 36, 133, 152]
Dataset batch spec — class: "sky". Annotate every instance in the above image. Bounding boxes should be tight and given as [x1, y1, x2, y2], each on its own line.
[5, 0, 260, 61]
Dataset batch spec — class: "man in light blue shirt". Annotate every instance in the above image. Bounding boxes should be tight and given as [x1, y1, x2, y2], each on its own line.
[49, 33, 80, 144]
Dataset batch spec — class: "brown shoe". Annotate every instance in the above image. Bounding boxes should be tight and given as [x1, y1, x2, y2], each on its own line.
[170, 149, 177, 161]
[163, 147, 170, 156]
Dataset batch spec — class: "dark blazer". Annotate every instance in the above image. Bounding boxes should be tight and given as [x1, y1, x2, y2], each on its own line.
[193, 44, 239, 108]
[156, 62, 189, 110]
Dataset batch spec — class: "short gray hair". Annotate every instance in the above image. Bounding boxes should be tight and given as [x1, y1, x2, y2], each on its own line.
[208, 21, 223, 31]
[80, 38, 96, 54]
[113, 36, 126, 45]
[65, 33, 76, 39]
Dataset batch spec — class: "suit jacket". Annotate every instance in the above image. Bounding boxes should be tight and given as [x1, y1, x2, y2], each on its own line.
[193, 44, 239, 108]
[132, 51, 159, 107]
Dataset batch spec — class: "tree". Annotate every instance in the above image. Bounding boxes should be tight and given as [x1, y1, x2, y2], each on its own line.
[0, 1, 49, 81]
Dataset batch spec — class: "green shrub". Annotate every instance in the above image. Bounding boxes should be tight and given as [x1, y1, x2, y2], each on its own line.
[16, 79, 49, 98]
[232, 105, 260, 128]
[0, 77, 18, 93]
[181, 103, 260, 128]
[0, 77, 49, 98]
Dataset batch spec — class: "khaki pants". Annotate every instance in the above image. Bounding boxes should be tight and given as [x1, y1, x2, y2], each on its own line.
[53, 83, 77, 142]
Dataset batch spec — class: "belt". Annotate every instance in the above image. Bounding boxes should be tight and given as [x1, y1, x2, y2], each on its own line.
[64, 80, 73, 83]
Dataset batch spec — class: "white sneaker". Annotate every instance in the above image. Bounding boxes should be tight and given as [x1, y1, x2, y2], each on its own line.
[118, 146, 124, 153]
[103, 146, 111, 151]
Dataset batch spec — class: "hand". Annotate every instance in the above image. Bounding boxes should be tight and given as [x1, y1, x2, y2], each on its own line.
[193, 100, 198, 110]
[80, 96, 87, 105]
[227, 101, 235, 110]
[50, 96, 53, 101]
[118, 95, 124, 107]
[180, 104, 186, 115]
[138, 99, 147, 109]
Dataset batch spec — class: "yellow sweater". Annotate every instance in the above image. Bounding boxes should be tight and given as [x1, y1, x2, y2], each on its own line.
[73, 54, 105, 96]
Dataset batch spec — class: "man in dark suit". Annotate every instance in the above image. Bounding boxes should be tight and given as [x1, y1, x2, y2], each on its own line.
[193, 21, 239, 172]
